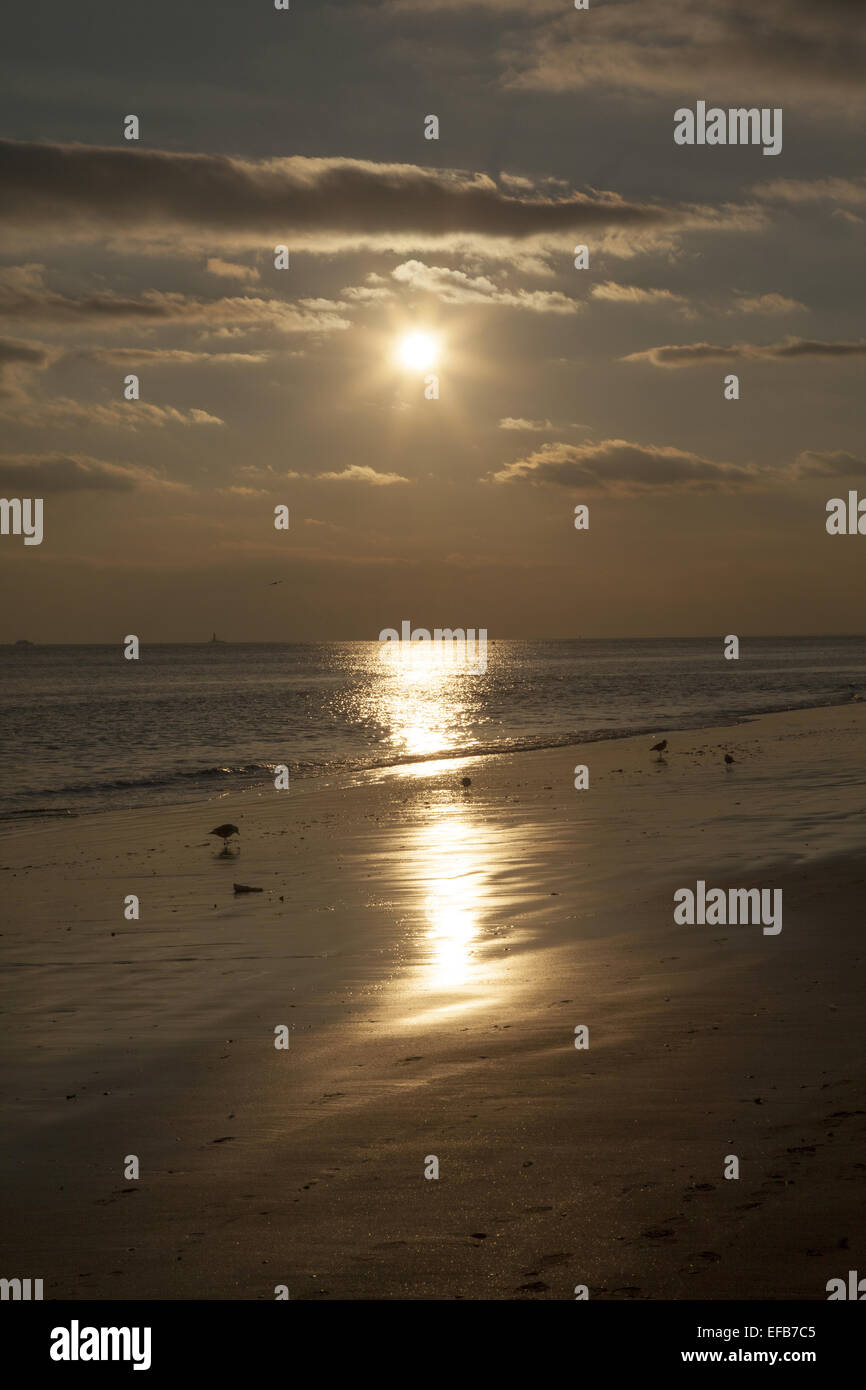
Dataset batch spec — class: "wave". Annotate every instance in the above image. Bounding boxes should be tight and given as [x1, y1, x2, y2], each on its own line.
[1, 689, 857, 821]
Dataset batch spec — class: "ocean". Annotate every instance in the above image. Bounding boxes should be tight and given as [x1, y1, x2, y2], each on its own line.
[1, 637, 865, 818]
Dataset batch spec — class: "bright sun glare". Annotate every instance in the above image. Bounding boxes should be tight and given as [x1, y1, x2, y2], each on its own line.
[398, 331, 438, 370]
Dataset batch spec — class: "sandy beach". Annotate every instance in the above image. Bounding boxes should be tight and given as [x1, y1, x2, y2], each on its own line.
[2, 702, 865, 1300]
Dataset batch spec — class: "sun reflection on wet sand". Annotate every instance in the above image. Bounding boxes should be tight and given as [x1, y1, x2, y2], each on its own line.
[390, 801, 530, 1028]
[421, 812, 486, 989]
[356, 646, 529, 1021]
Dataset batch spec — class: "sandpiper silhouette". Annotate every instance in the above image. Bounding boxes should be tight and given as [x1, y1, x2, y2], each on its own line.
[210, 823, 239, 853]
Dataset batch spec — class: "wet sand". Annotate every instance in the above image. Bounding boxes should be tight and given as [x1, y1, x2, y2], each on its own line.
[1, 703, 865, 1299]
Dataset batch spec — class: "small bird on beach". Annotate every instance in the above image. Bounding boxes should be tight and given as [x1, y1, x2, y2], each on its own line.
[724, 753, 736, 766]
[461, 776, 472, 788]
[210, 823, 239, 853]
[650, 738, 668, 761]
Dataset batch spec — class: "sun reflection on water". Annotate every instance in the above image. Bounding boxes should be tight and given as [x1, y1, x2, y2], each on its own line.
[353, 643, 518, 1016]
[376, 640, 481, 761]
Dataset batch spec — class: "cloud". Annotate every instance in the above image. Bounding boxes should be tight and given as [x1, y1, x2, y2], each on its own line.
[499, 417, 554, 432]
[488, 438, 757, 493]
[730, 292, 806, 316]
[0, 140, 706, 262]
[496, 0, 866, 112]
[342, 283, 394, 304]
[314, 465, 410, 485]
[752, 177, 866, 226]
[498, 417, 589, 433]
[755, 176, 866, 208]
[205, 257, 260, 283]
[591, 281, 688, 309]
[391, 259, 580, 313]
[0, 452, 187, 493]
[622, 338, 866, 367]
[790, 450, 866, 479]
[0, 336, 57, 396]
[488, 437, 866, 494]
[0, 397, 224, 430]
[0, 265, 349, 334]
[79, 347, 268, 366]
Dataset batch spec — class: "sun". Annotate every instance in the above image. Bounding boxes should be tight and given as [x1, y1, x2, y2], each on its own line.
[398, 331, 438, 370]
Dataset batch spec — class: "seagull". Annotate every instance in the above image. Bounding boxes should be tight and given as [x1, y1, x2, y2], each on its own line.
[724, 753, 736, 766]
[650, 738, 667, 761]
[210, 823, 239, 853]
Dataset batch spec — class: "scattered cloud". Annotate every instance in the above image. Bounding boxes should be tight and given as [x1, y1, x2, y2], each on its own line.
[591, 281, 688, 310]
[498, 417, 588, 433]
[499, 417, 554, 432]
[0, 397, 224, 430]
[0, 140, 736, 267]
[730, 291, 806, 316]
[489, 437, 866, 494]
[622, 338, 866, 367]
[0, 452, 188, 492]
[755, 176, 866, 208]
[0, 335, 57, 396]
[496, 0, 866, 112]
[205, 257, 260, 283]
[0, 264, 349, 334]
[488, 438, 757, 493]
[314, 465, 410, 485]
[79, 347, 268, 366]
[790, 449, 866, 479]
[392, 259, 580, 313]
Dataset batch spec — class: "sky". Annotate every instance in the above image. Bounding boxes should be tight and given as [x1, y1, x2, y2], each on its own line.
[1, 0, 865, 642]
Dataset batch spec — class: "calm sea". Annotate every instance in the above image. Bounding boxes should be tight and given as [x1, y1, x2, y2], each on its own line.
[1, 638, 864, 818]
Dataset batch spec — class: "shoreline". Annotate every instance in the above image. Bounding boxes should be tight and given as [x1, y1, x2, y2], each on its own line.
[2, 689, 864, 825]
[1, 702, 865, 1298]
